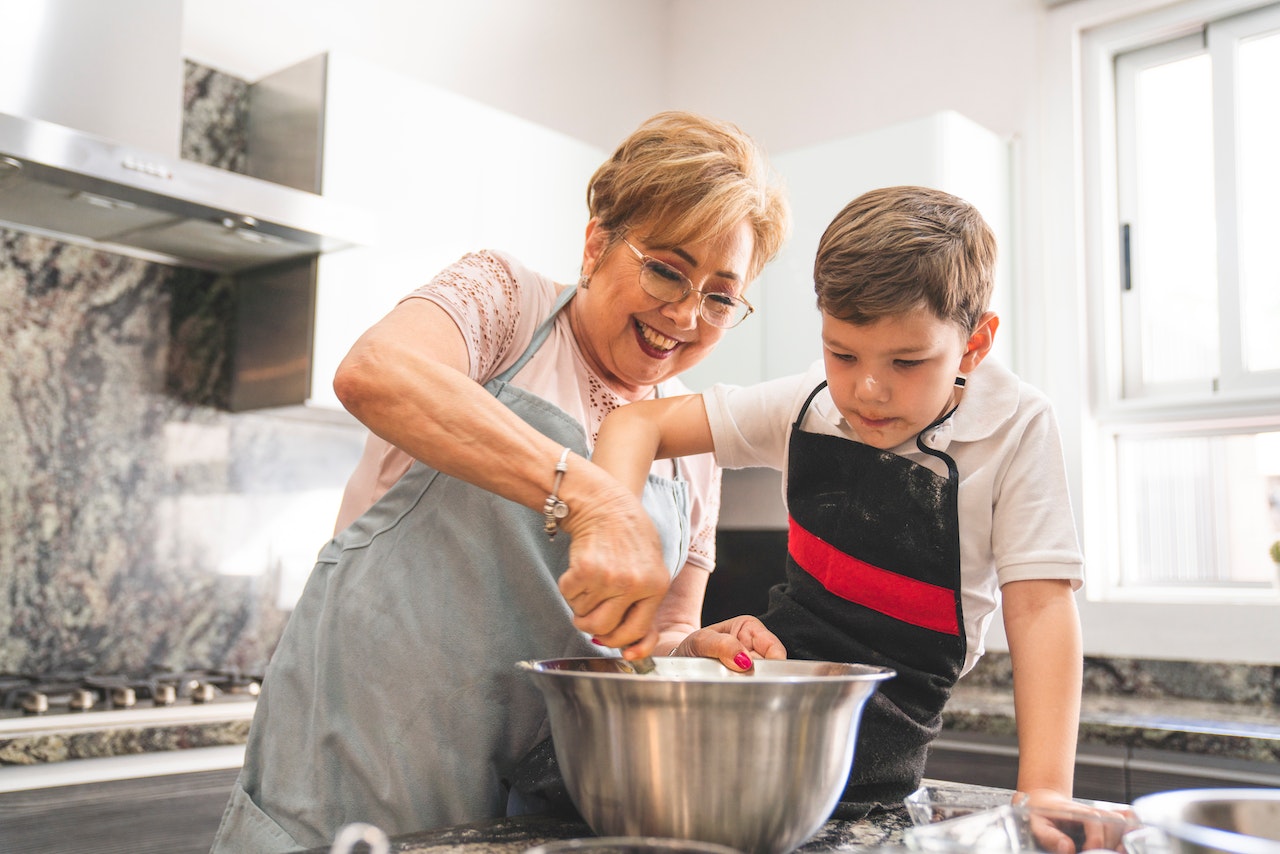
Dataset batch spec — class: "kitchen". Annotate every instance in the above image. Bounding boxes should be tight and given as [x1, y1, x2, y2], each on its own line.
[1, 0, 1278, 852]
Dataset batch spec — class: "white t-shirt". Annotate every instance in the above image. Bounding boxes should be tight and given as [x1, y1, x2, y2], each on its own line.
[703, 357, 1083, 675]
[336, 250, 722, 571]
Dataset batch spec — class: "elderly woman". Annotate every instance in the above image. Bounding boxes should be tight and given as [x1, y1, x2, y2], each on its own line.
[210, 111, 790, 852]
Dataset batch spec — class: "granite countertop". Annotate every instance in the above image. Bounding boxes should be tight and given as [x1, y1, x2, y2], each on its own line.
[305, 781, 987, 854]
[947, 654, 1280, 765]
[0, 704, 254, 767]
[946, 684, 1280, 763]
[2, 656, 1277, 770]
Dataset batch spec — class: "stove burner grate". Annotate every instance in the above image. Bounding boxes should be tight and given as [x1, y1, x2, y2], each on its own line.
[0, 668, 263, 716]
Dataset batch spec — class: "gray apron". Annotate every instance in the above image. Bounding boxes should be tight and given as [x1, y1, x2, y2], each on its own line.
[211, 286, 691, 853]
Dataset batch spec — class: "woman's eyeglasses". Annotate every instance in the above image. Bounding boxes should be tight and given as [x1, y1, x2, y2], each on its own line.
[620, 237, 754, 329]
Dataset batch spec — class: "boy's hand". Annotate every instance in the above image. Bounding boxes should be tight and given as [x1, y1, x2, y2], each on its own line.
[1016, 789, 1133, 854]
[670, 616, 787, 671]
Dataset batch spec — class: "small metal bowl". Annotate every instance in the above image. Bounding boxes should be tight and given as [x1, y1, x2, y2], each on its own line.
[1131, 788, 1280, 854]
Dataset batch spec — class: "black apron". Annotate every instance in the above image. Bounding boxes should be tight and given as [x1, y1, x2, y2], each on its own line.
[759, 381, 966, 815]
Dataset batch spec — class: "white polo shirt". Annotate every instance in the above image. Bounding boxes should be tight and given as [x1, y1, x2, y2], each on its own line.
[703, 357, 1084, 676]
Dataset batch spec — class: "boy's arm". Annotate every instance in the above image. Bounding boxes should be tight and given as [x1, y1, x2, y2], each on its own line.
[1001, 577, 1083, 802]
[592, 394, 717, 492]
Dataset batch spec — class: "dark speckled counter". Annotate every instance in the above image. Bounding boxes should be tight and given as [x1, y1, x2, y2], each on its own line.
[2, 655, 1278, 773]
[945, 684, 1280, 764]
[0, 704, 253, 767]
[949, 654, 1280, 765]
[301, 784, 954, 854]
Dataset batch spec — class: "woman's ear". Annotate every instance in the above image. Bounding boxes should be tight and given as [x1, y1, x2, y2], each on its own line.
[580, 218, 608, 279]
[959, 311, 1000, 373]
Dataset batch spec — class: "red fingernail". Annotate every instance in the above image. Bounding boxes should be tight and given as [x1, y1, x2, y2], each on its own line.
[734, 652, 752, 669]
[591, 638, 604, 646]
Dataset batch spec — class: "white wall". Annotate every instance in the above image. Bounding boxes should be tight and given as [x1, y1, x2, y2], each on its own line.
[182, 0, 1280, 665]
[181, 0, 670, 153]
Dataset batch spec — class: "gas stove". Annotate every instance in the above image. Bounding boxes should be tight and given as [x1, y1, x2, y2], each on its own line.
[0, 668, 261, 731]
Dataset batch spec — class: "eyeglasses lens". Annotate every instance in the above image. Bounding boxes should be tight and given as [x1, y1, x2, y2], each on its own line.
[638, 260, 747, 328]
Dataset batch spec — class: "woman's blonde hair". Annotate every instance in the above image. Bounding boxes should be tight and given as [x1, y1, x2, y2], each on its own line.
[814, 186, 997, 333]
[587, 111, 790, 282]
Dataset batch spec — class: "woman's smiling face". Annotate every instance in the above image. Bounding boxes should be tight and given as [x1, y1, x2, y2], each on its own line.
[571, 218, 756, 400]
[821, 307, 987, 450]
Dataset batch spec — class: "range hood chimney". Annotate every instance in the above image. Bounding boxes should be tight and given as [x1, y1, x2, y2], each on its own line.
[0, 0, 372, 273]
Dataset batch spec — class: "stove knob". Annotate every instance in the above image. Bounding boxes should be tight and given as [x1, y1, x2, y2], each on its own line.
[69, 688, 96, 711]
[111, 686, 137, 708]
[21, 691, 49, 715]
[191, 682, 217, 703]
[154, 683, 177, 706]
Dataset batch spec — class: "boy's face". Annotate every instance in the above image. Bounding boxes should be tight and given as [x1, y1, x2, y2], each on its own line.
[821, 307, 997, 450]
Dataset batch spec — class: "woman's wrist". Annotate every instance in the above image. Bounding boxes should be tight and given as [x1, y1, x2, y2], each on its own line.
[543, 447, 572, 539]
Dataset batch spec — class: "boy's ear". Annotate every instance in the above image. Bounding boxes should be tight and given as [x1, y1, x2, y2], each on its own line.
[959, 311, 1000, 373]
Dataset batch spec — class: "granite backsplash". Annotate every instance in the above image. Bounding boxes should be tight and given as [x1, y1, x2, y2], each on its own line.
[0, 62, 365, 676]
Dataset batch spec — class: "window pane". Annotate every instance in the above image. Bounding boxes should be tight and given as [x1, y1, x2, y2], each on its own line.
[1115, 430, 1280, 587]
[1237, 30, 1280, 372]
[1132, 55, 1219, 385]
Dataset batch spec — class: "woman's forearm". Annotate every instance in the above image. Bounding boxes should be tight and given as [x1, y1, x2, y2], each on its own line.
[334, 299, 621, 517]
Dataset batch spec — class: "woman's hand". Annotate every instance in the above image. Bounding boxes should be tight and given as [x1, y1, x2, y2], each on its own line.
[669, 616, 787, 671]
[561, 480, 672, 657]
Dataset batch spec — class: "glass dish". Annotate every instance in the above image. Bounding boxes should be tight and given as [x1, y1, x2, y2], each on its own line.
[903, 803, 1141, 853]
[904, 785, 1131, 826]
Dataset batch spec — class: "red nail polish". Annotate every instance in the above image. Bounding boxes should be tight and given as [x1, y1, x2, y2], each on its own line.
[734, 652, 752, 669]
[591, 638, 604, 646]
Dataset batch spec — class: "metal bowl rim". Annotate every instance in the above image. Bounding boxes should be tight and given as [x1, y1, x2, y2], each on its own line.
[518, 656, 896, 684]
[523, 836, 746, 854]
[1132, 788, 1280, 854]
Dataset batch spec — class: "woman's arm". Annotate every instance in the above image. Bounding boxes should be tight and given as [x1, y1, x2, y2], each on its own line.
[596, 395, 787, 667]
[334, 298, 671, 653]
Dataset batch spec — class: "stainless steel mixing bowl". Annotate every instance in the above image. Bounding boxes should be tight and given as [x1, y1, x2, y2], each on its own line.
[518, 657, 895, 854]
[1131, 788, 1280, 854]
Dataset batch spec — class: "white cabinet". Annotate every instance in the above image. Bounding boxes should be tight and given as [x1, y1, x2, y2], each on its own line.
[680, 111, 1012, 392]
[309, 52, 606, 408]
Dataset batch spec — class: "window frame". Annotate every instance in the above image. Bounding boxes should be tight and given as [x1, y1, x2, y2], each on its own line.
[1080, 0, 1280, 605]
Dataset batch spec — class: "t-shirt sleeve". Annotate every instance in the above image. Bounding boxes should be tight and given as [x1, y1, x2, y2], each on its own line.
[702, 373, 809, 471]
[400, 250, 532, 383]
[684, 460, 722, 573]
[991, 400, 1085, 589]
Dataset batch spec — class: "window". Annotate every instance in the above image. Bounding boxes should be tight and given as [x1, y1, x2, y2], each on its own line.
[1089, 1, 1280, 601]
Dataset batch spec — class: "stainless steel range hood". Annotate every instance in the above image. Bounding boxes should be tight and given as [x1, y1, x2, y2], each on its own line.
[0, 0, 372, 273]
[0, 110, 370, 273]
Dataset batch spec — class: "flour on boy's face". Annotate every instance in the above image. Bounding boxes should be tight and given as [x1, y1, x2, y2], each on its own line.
[820, 310, 970, 451]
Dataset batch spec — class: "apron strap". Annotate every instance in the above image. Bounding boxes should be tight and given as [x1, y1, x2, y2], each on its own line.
[494, 285, 577, 384]
[915, 404, 960, 482]
[491, 283, 686, 484]
[794, 380, 828, 429]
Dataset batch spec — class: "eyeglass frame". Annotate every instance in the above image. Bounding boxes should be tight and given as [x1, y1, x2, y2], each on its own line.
[618, 236, 755, 329]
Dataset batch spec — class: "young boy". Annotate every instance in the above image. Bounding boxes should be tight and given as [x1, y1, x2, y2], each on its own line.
[592, 186, 1085, 816]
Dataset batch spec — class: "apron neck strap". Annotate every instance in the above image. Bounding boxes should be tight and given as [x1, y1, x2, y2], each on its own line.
[494, 285, 577, 384]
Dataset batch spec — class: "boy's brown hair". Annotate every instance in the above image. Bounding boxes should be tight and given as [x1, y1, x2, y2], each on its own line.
[813, 186, 997, 333]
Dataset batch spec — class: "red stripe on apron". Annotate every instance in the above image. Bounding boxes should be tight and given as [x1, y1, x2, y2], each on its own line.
[788, 516, 960, 636]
